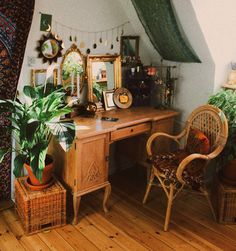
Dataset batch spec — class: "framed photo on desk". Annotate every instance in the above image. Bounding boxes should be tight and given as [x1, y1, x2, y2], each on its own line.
[103, 90, 116, 111]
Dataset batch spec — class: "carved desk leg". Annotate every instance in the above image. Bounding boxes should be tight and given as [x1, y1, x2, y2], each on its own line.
[103, 182, 111, 213]
[72, 193, 81, 225]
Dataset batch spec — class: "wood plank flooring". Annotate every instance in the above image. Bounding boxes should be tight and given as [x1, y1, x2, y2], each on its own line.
[1, 168, 236, 251]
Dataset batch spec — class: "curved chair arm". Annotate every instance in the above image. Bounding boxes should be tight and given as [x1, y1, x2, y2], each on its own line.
[176, 153, 210, 184]
[146, 128, 187, 156]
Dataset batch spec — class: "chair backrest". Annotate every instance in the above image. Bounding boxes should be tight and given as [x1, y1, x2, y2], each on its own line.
[185, 104, 228, 154]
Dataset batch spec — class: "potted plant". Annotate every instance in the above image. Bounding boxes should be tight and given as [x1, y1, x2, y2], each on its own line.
[0, 83, 75, 189]
[208, 88, 236, 184]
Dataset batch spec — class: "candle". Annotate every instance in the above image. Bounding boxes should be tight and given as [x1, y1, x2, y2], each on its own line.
[71, 72, 74, 95]
[77, 75, 80, 99]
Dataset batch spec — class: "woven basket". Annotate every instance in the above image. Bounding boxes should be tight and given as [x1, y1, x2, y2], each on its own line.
[217, 179, 236, 224]
[15, 176, 66, 235]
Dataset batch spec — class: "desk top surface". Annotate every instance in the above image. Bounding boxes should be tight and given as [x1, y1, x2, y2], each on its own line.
[73, 107, 179, 139]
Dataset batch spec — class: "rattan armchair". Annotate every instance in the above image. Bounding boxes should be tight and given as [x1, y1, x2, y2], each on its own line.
[143, 104, 228, 231]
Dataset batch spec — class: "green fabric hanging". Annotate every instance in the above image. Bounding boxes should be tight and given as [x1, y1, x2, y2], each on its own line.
[131, 0, 201, 63]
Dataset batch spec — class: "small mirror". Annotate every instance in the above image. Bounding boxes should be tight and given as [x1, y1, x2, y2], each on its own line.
[60, 44, 84, 96]
[36, 32, 64, 64]
[42, 39, 59, 58]
[120, 36, 139, 63]
[87, 55, 121, 107]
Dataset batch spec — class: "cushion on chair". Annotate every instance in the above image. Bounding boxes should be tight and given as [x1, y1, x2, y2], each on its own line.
[150, 150, 206, 190]
[186, 128, 210, 154]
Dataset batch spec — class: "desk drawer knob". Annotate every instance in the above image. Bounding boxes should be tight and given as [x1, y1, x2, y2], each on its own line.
[130, 129, 134, 132]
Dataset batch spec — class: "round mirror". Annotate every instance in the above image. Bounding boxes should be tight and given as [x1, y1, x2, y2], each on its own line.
[37, 32, 64, 64]
[61, 44, 84, 96]
[41, 39, 59, 58]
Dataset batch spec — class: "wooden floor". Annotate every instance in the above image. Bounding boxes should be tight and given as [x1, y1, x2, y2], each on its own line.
[1, 168, 236, 251]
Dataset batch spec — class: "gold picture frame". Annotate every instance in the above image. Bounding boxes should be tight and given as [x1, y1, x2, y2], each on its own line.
[31, 69, 58, 87]
[87, 54, 121, 110]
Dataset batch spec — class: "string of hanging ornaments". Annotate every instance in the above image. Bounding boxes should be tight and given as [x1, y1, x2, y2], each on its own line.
[50, 18, 130, 54]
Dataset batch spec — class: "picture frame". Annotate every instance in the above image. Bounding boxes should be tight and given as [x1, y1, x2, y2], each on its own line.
[31, 68, 58, 87]
[103, 90, 116, 111]
[120, 36, 139, 63]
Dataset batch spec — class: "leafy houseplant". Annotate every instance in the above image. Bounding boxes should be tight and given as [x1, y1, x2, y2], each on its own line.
[208, 89, 236, 182]
[0, 84, 75, 184]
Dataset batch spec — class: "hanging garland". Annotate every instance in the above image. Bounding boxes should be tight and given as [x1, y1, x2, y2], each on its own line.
[44, 14, 130, 54]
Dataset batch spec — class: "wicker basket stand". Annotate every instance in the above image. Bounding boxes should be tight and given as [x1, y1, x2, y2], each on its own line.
[15, 176, 66, 235]
[211, 175, 236, 224]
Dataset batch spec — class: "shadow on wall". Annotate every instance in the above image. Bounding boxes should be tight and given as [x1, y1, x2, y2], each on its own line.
[171, 0, 215, 124]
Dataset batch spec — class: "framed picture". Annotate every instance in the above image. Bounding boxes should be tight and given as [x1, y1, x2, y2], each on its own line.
[120, 36, 139, 63]
[103, 90, 116, 111]
[31, 68, 58, 87]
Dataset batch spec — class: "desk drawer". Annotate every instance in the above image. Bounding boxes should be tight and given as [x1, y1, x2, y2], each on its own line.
[111, 122, 151, 141]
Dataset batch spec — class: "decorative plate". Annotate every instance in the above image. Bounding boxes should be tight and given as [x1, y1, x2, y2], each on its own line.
[113, 87, 133, 109]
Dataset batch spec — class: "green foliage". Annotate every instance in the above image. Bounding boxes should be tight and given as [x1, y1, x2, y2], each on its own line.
[93, 82, 104, 102]
[0, 83, 75, 181]
[62, 54, 83, 81]
[208, 88, 236, 162]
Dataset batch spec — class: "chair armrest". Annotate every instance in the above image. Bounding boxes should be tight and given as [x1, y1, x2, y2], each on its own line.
[146, 128, 187, 156]
[176, 153, 209, 184]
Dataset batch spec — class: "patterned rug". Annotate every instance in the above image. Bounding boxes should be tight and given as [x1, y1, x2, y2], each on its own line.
[0, 0, 35, 199]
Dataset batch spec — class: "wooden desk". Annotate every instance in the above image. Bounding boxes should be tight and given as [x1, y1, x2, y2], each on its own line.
[50, 107, 179, 224]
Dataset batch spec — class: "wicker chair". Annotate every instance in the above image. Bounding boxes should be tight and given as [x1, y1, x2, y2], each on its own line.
[143, 104, 228, 231]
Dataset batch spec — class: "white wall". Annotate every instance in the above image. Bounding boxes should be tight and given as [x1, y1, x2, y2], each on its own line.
[170, 0, 215, 122]
[18, 0, 153, 91]
[191, 0, 236, 91]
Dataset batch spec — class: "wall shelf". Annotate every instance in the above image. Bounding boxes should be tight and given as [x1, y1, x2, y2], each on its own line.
[222, 84, 236, 89]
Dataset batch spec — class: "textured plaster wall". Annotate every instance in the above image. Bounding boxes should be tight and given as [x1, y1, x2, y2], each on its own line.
[191, 0, 236, 91]
[171, 0, 215, 122]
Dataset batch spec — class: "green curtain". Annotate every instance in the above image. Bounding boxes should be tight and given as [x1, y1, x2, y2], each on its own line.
[131, 0, 201, 63]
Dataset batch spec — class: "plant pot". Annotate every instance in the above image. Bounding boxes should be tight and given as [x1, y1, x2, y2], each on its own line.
[24, 155, 54, 188]
[220, 159, 236, 186]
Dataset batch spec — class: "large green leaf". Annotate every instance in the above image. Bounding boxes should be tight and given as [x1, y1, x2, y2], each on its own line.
[23, 86, 37, 99]
[26, 119, 39, 142]
[48, 107, 72, 121]
[30, 142, 48, 181]
[13, 154, 27, 177]
[48, 121, 75, 151]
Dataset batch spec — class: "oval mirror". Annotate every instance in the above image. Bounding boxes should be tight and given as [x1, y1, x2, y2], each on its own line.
[37, 32, 64, 64]
[87, 55, 121, 109]
[61, 44, 84, 96]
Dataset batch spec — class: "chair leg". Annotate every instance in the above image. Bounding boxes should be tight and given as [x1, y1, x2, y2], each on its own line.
[143, 168, 155, 204]
[164, 184, 174, 231]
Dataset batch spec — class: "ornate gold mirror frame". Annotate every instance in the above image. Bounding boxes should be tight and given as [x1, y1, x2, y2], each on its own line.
[87, 55, 121, 106]
[60, 44, 85, 96]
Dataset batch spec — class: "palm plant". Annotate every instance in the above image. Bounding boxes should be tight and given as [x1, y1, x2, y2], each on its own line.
[0, 83, 75, 181]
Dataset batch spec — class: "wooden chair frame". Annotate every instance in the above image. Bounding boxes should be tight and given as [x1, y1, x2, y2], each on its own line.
[143, 105, 228, 231]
